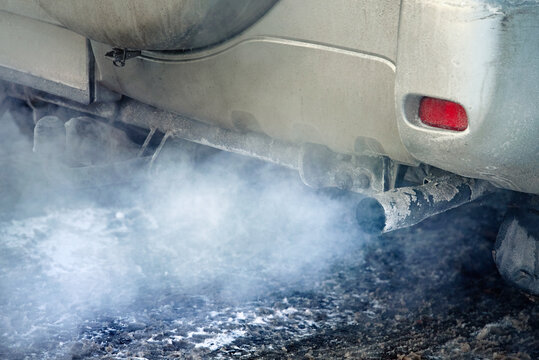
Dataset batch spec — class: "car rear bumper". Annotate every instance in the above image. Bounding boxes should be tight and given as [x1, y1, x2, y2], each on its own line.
[396, 0, 539, 194]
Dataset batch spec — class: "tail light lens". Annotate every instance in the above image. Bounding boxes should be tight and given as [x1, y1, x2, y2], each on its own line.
[419, 97, 468, 131]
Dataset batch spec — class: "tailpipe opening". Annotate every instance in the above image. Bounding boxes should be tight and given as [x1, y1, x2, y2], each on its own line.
[356, 198, 386, 234]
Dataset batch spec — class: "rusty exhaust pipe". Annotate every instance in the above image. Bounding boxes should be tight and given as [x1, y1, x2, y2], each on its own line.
[356, 175, 494, 234]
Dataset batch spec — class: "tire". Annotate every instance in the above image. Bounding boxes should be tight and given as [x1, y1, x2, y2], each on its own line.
[493, 208, 539, 295]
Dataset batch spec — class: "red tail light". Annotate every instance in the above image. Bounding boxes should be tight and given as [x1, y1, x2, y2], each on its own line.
[419, 97, 468, 131]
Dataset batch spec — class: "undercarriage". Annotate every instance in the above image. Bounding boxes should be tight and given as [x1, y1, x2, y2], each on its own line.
[1, 81, 537, 295]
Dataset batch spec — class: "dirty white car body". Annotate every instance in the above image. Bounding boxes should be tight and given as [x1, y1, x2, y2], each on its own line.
[0, 0, 537, 294]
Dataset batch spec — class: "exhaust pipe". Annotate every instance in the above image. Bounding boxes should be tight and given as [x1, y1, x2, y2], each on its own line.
[356, 175, 494, 234]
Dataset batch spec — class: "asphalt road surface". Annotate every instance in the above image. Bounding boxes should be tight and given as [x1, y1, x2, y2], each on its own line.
[0, 110, 537, 360]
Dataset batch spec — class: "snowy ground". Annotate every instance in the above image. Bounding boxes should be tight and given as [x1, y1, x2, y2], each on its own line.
[0, 109, 537, 359]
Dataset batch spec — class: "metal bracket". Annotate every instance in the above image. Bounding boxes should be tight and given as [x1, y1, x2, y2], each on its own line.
[0, 89, 8, 120]
[149, 131, 171, 171]
[105, 48, 141, 67]
[298, 143, 388, 194]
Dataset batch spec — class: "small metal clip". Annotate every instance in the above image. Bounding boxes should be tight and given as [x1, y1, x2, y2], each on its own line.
[105, 48, 141, 67]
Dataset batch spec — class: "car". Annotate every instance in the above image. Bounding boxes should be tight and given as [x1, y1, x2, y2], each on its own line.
[0, 0, 537, 294]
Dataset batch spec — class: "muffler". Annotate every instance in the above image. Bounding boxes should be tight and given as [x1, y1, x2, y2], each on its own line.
[356, 175, 494, 234]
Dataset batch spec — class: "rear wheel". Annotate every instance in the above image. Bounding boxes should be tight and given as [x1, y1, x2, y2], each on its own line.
[494, 207, 539, 295]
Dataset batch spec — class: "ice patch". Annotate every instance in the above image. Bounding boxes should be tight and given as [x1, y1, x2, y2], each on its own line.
[195, 329, 247, 351]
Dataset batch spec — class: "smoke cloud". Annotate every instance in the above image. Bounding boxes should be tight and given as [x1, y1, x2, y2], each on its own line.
[0, 104, 366, 352]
